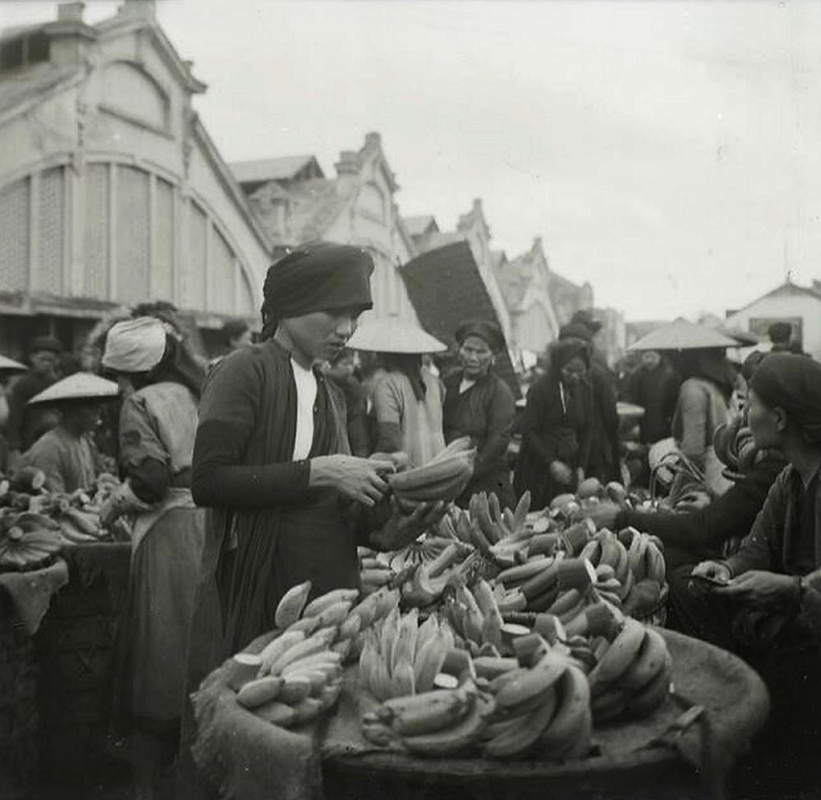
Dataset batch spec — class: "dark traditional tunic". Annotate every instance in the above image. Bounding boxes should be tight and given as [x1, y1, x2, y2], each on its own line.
[443, 369, 515, 507]
[513, 372, 592, 510]
[186, 339, 374, 690]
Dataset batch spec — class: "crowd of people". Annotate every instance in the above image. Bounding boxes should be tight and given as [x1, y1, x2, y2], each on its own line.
[1, 242, 819, 796]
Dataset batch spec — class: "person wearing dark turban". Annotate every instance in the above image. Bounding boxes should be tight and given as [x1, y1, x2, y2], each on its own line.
[183, 243, 444, 736]
[443, 321, 516, 507]
[559, 322, 621, 484]
[672, 356, 821, 778]
[513, 338, 593, 509]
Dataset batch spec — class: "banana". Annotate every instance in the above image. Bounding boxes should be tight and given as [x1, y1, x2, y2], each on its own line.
[292, 669, 332, 695]
[331, 638, 353, 661]
[621, 627, 668, 691]
[302, 588, 359, 619]
[546, 588, 582, 617]
[274, 581, 312, 629]
[540, 664, 591, 754]
[579, 539, 602, 567]
[613, 540, 630, 585]
[255, 700, 297, 727]
[497, 557, 551, 587]
[314, 600, 354, 629]
[558, 596, 587, 626]
[616, 568, 634, 602]
[362, 719, 398, 746]
[472, 579, 503, 626]
[591, 686, 628, 723]
[495, 652, 567, 709]
[382, 689, 470, 736]
[625, 653, 672, 719]
[280, 650, 342, 677]
[402, 692, 494, 756]
[318, 679, 343, 712]
[598, 532, 621, 569]
[237, 676, 284, 709]
[512, 491, 532, 534]
[588, 619, 646, 692]
[551, 704, 592, 760]
[429, 436, 473, 463]
[484, 687, 559, 758]
[278, 675, 314, 705]
[225, 654, 264, 690]
[628, 534, 647, 582]
[473, 656, 519, 681]
[397, 466, 472, 502]
[349, 590, 383, 629]
[339, 612, 362, 641]
[413, 615, 440, 659]
[521, 562, 559, 600]
[497, 589, 528, 613]
[269, 628, 337, 675]
[259, 631, 306, 675]
[391, 657, 416, 697]
[645, 542, 667, 585]
[371, 656, 394, 702]
[595, 564, 616, 583]
[389, 454, 474, 495]
[527, 584, 560, 613]
[391, 608, 419, 673]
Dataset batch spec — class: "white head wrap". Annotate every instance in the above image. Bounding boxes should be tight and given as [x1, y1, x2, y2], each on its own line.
[102, 317, 167, 373]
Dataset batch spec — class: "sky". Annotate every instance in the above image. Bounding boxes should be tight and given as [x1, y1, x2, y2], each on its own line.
[3, 0, 821, 321]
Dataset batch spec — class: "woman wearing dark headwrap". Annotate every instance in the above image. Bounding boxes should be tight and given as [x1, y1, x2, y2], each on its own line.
[442, 320, 515, 507]
[513, 338, 593, 509]
[680, 355, 821, 784]
[184, 244, 443, 696]
[98, 317, 206, 796]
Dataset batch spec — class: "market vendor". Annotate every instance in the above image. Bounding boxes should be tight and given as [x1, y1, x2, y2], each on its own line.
[99, 317, 206, 796]
[673, 355, 821, 754]
[347, 317, 447, 469]
[185, 243, 444, 684]
[18, 373, 118, 493]
[514, 338, 593, 509]
[442, 320, 515, 507]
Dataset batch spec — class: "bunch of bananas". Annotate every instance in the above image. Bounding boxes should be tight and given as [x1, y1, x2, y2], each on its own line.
[358, 548, 394, 595]
[388, 438, 476, 503]
[482, 642, 592, 760]
[0, 511, 63, 571]
[362, 680, 496, 756]
[359, 608, 459, 701]
[441, 575, 506, 653]
[588, 619, 673, 724]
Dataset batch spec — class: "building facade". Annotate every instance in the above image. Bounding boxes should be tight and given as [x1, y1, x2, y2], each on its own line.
[235, 133, 419, 325]
[0, 0, 270, 359]
[724, 280, 821, 360]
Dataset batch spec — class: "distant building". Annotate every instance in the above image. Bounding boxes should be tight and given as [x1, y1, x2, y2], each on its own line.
[0, 0, 269, 358]
[724, 280, 821, 360]
[403, 199, 512, 347]
[493, 237, 560, 359]
[235, 133, 419, 324]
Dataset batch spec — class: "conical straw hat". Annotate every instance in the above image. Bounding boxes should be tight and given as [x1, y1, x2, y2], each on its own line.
[28, 373, 119, 405]
[0, 354, 26, 372]
[347, 318, 447, 354]
[628, 318, 738, 352]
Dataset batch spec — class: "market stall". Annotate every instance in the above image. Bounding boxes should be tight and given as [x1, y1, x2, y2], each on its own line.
[187, 451, 770, 800]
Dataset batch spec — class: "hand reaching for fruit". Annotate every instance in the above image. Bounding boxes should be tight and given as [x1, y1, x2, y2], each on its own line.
[370, 498, 446, 552]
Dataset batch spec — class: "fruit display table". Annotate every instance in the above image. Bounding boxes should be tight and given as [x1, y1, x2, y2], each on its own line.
[191, 629, 769, 800]
[34, 542, 131, 791]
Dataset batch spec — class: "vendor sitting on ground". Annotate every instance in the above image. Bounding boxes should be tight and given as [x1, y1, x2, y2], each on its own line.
[672, 355, 821, 765]
[18, 373, 118, 493]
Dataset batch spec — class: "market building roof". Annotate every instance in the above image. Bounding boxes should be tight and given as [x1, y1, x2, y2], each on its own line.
[231, 155, 324, 189]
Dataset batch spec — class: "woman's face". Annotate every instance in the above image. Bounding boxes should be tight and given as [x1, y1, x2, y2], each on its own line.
[283, 308, 360, 364]
[560, 355, 587, 385]
[747, 389, 785, 449]
[459, 335, 494, 379]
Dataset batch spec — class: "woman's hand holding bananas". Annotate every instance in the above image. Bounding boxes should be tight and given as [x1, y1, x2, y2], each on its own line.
[371, 498, 446, 552]
[310, 455, 389, 507]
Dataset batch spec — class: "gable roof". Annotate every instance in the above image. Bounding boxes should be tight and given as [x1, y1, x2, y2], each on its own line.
[400, 241, 520, 397]
[727, 280, 821, 319]
[231, 155, 323, 186]
[403, 215, 439, 238]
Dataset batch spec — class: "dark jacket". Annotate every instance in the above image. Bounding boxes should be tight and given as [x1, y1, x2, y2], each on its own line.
[627, 363, 681, 444]
[587, 362, 621, 483]
[514, 371, 592, 510]
[726, 465, 821, 578]
[443, 370, 515, 506]
[616, 456, 784, 558]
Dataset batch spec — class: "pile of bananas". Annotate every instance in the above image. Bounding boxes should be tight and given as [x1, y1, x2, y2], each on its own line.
[0, 512, 63, 571]
[588, 619, 673, 724]
[388, 438, 476, 503]
[482, 644, 593, 760]
[359, 608, 459, 701]
[228, 582, 400, 728]
[362, 680, 496, 756]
